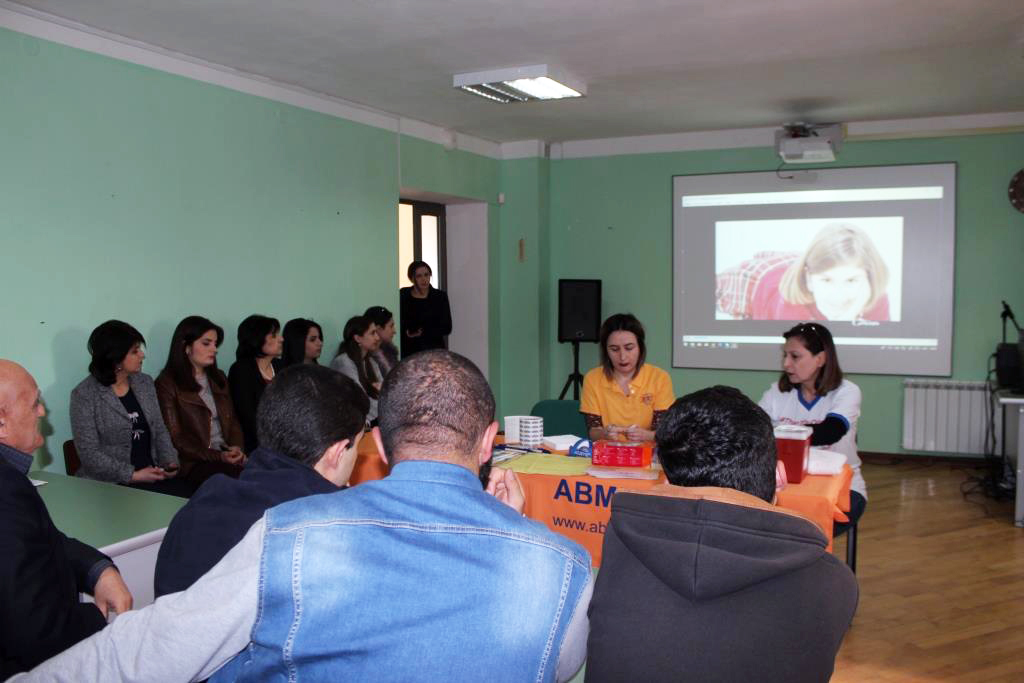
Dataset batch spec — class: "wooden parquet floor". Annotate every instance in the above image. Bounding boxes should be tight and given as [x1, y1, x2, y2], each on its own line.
[831, 459, 1024, 682]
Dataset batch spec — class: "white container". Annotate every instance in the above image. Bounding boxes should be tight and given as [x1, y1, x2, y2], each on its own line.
[504, 415, 544, 448]
[520, 416, 543, 448]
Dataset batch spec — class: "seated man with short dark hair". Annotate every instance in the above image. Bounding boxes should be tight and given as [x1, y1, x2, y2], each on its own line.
[154, 363, 369, 597]
[18, 351, 592, 682]
[586, 385, 858, 683]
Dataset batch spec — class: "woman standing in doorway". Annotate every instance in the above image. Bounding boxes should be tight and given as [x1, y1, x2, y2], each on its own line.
[399, 260, 452, 358]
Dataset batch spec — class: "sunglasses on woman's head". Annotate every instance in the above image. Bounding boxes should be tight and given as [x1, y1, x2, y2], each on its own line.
[791, 322, 829, 348]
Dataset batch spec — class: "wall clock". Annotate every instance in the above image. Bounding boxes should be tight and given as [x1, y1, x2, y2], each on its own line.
[1010, 168, 1024, 214]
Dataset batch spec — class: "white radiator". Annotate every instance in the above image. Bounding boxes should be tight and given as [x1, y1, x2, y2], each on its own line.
[902, 379, 1001, 455]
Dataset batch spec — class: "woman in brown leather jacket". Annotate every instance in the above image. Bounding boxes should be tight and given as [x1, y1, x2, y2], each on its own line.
[156, 316, 246, 488]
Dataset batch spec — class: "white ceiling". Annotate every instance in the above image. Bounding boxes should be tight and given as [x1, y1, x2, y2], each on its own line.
[8, 0, 1024, 143]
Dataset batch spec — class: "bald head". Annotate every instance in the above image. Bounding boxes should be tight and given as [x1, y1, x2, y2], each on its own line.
[0, 360, 46, 454]
[0, 360, 33, 407]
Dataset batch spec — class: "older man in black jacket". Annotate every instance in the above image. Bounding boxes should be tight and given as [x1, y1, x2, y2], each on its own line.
[0, 360, 132, 677]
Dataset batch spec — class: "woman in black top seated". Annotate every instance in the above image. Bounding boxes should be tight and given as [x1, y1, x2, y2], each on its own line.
[399, 260, 452, 358]
[280, 318, 325, 368]
[70, 320, 193, 497]
[228, 315, 282, 453]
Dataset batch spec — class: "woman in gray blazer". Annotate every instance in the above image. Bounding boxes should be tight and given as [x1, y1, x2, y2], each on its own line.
[70, 321, 192, 497]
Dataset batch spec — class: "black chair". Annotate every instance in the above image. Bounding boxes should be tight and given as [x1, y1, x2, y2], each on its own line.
[837, 437, 860, 573]
[62, 439, 81, 476]
[530, 399, 588, 437]
[837, 522, 858, 573]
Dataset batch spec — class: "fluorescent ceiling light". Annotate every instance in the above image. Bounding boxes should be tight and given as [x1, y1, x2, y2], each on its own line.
[454, 64, 585, 103]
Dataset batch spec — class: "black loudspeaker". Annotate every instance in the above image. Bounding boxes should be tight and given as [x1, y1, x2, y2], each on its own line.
[995, 342, 1023, 391]
[558, 279, 601, 343]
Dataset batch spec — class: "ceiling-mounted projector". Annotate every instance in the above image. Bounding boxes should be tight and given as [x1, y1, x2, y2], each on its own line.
[774, 123, 843, 163]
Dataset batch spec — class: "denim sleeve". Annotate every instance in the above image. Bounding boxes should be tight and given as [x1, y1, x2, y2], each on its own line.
[12, 518, 265, 682]
[555, 571, 594, 683]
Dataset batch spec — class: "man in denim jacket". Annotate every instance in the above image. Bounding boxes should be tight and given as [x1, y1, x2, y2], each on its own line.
[17, 351, 593, 682]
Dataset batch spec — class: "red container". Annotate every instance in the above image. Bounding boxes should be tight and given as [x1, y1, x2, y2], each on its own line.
[774, 425, 812, 484]
[591, 440, 653, 468]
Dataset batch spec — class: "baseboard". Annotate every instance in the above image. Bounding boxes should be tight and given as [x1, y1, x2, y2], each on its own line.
[860, 450, 993, 465]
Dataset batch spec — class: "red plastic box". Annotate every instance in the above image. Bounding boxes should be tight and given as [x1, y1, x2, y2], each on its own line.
[774, 425, 812, 484]
[591, 440, 653, 467]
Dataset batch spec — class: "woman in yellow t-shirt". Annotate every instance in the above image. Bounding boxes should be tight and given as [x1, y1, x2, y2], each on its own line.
[580, 313, 675, 442]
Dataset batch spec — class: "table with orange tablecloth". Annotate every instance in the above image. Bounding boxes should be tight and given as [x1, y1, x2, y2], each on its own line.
[347, 436, 852, 568]
[503, 462, 852, 567]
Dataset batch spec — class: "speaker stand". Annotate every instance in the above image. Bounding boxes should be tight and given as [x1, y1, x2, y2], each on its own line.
[1001, 305, 1021, 343]
[559, 340, 584, 400]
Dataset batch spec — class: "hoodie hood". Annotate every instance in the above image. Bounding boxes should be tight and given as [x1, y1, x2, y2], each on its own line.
[608, 485, 828, 601]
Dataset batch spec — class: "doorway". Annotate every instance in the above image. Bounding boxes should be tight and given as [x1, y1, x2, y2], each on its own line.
[398, 200, 446, 290]
[396, 196, 489, 378]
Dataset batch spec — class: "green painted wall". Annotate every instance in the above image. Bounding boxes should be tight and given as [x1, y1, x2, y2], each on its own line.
[4, 24, 1022, 466]
[497, 157, 551, 416]
[0, 27, 500, 470]
[545, 134, 1024, 454]
[398, 135, 498, 204]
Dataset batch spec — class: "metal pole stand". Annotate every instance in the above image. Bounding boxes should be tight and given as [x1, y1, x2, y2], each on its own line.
[558, 340, 584, 400]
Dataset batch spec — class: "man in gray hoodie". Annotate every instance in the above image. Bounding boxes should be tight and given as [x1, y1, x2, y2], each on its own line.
[586, 385, 858, 683]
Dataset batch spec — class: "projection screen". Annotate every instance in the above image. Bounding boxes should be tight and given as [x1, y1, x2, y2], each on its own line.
[672, 163, 955, 376]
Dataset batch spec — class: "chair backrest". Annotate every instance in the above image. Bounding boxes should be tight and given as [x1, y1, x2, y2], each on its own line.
[529, 399, 588, 438]
[62, 440, 81, 476]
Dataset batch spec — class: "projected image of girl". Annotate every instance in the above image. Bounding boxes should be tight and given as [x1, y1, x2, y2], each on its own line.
[757, 223, 890, 321]
[716, 222, 894, 322]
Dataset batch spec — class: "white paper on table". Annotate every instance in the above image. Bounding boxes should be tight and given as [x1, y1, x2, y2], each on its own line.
[541, 435, 584, 451]
[808, 448, 846, 475]
[29, 478, 47, 487]
[586, 466, 660, 480]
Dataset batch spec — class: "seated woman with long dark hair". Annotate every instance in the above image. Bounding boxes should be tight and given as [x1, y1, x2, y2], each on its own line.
[70, 320, 191, 496]
[280, 318, 324, 368]
[228, 315, 282, 453]
[156, 316, 246, 486]
[759, 322, 866, 532]
[363, 306, 398, 376]
[330, 315, 382, 425]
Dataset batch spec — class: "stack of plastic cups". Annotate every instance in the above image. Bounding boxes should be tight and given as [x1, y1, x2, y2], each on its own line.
[519, 416, 543, 449]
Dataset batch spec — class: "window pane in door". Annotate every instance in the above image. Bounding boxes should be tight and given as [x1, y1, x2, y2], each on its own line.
[421, 215, 441, 286]
[398, 203, 414, 289]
